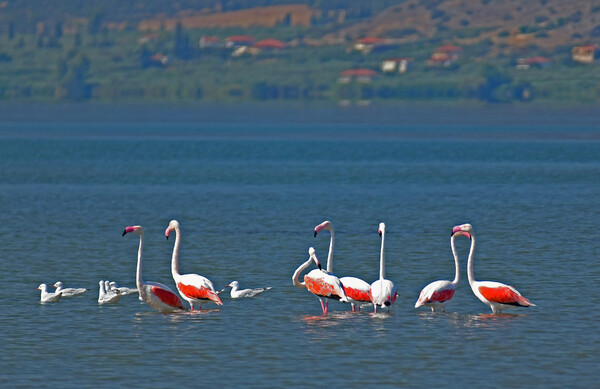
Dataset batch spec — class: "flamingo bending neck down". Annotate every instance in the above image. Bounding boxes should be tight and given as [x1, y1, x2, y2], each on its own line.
[166, 220, 223, 310]
[369, 223, 397, 313]
[453, 223, 535, 314]
[314, 220, 371, 311]
[414, 231, 461, 312]
[292, 247, 348, 315]
[123, 225, 186, 313]
[52, 281, 87, 297]
[37, 283, 62, 303]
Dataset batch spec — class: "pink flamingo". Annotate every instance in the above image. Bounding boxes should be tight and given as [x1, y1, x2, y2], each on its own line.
[122, 226, 186, 313]
[314, 220, 371, 311]
[292, 247, 348, 315]
[414, 228, 461, 312]
[165, 220, 223, 310]
[453, 223, 535, 314]
[369, 223, 397, 313]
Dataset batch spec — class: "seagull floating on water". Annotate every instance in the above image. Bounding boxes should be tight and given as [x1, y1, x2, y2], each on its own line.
[52, 281, 87, 297]
[37, 283, 62, 303]
[225, 281, 271, 298]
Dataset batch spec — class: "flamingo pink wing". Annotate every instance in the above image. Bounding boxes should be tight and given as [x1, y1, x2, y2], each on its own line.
[479, 286, 533, 306]
[178, 283, 223, 305]
[305, 277, 337, 298]
[152, 286, 185, 309]
[429, 288, 455, 303]
[345, 287, 371, 303]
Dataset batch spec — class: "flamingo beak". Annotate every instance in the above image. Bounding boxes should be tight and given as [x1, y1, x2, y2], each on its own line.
[314, 231, 317, 237]
[122, 229, 127, 236]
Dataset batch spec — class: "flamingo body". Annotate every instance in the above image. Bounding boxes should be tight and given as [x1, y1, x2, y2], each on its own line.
[339, 276, 371, 311]
[123, 225, 187, 313]
[175, 274, 223, 307]
[52, 281, 87, 297]
[415, 280, 455, 311]
[370, 279, 398, 310]
[453, 223, 535, 314]
[166, 220, 223, 310]
[476, 282, 535, 309]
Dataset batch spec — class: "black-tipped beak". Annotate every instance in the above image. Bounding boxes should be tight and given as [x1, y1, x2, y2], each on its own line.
[122, 229, 127, 237]
[314, 231, 317, 237]
[317, 263, 322, 270]
[379, 231, 382, 237]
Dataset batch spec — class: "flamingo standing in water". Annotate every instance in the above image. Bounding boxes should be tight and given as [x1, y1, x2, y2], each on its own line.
[369, 223, 398, 313]
[122, 225, 186, 313]
[414, 229, 461, 312]
[292, 247, 348, 315]
[452, 223, 535, 314]
[165, 220, 223, 310]
[314, 220, 371, 311]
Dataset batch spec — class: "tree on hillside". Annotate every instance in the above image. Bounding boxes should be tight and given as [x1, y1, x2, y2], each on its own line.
[56, 51, 92, 100]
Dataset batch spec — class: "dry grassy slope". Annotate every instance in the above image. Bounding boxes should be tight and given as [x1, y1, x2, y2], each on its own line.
[327, 0, 600, 51]
[138, 4, 315, 31]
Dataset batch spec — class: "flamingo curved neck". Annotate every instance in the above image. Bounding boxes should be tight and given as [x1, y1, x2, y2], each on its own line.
[136, 233, 144, 289]
[326, 227, 334, 273]
[466, 235, 477, 287]
[292, 257, 312, 289]
[379, 231, 386, 280]
[450, 235, 460, 285]
[171, 227, 181, 278]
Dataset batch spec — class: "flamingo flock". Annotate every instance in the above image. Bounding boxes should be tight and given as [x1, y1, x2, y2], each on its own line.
[36, 220, 534, 316]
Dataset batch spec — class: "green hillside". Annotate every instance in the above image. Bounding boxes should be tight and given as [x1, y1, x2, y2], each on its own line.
[0, 0, 598, 104]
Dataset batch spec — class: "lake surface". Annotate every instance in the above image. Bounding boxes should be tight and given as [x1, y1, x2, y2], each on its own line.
[0, 103, 598, 388]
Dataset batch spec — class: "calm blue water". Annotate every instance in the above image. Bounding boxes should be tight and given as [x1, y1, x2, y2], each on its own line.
[0, 104, 598, 388]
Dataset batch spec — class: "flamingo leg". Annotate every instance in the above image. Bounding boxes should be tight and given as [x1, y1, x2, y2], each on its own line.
[351, 304, 356, 312]
[319, 299, 329, 315]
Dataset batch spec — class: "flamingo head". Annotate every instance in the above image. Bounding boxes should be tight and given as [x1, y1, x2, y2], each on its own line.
[314, 220, 333, 237]
[122, 225, 143, 236]
[52, 281, 63, 289]
[227, 281, 239, 288]
[165, 220, 180, 240]
[308, 247, 322, 270]
[378, 222, 386, 236]
[452, 223, 473, 239]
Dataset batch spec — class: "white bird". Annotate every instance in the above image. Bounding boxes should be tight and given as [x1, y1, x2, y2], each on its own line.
[37, 283, 62, 303]
[51, 281, 87, 297]
[108, 281, 138, 296]
[370, 223, 398, 313]
[98, 280, 122, 304]
[226, 280, 271, 298]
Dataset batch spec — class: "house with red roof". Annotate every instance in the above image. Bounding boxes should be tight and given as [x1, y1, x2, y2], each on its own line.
[572, 44, 597, 64]
[427, 45, 463, 67]
[225, 35, 255, 48]
[353, 37, 385, 54]
[338, 68, 378, 83]
[253, 39, 287, 50]
[516, 56, 552, 70]
[199, 36, 220, 49]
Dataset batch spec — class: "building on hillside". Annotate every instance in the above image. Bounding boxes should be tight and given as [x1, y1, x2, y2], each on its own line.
[225, 35, 255, 48]
[427, 44, 463, 67]
[338, 68, 378, 83]
[199, 36, 220, 49]
[381, 58, 412, 74]
[516, 56, 552, 70]
[253, 38, 287, 50]
[353, 37, 385, 54]
[572, 44, 597, 64]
